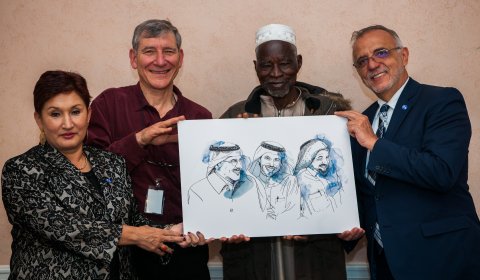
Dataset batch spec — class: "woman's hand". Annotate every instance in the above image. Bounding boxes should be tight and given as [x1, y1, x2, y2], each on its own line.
[171, 223, 214, 248]
[119, 225, 184, 255]
[283, 235, 308, 241]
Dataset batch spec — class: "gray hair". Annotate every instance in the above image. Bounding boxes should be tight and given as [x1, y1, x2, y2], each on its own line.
[350, 25, 403, 47]
[132, 19, 182, 52]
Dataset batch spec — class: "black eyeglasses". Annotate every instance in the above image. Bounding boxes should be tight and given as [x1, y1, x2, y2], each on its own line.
[353, 47, 402, 69]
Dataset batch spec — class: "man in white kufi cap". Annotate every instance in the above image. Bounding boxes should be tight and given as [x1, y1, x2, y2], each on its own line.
[219, 23, 352, 280]
[255, 24, 296, 48]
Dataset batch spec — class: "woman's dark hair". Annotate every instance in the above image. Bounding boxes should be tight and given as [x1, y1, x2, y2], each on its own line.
[33, 70, 91, 113]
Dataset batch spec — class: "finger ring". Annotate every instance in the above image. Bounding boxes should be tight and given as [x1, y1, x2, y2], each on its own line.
[160, 244, 168, 251]
[191, 244, 197, 247]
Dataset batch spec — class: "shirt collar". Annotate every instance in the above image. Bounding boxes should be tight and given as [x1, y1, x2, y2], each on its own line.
[377, 77, 409, 110]
[259, 88, 306, 117]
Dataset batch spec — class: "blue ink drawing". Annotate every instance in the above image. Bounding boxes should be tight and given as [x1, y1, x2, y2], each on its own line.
[294, 135, 344, 216]
[187, 141, 264, 214]
[248, 141, 300, 220]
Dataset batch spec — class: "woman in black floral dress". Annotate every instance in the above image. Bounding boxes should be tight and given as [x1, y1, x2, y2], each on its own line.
[1, 71, 198, 279]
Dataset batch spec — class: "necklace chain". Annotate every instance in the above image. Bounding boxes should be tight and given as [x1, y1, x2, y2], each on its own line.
[276, 87, 303, 117]
[78, 153, 88, 170]
[288, 87, 302, 106]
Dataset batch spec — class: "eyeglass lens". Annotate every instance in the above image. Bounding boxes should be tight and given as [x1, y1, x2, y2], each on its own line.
[354, 47, 400, 68]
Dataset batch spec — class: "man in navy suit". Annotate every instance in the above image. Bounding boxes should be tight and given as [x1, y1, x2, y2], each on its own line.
[336, 25, 480, 279]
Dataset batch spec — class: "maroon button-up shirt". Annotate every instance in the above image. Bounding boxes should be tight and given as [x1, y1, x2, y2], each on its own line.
[87, 83, 212, 224]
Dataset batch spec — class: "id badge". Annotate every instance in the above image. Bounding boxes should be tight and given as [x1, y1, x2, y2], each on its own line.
[145, 178, 165, 215]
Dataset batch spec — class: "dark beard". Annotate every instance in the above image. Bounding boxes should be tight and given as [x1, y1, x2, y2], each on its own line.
[317, 167, 328, 176]
[266, 88, 290, 98]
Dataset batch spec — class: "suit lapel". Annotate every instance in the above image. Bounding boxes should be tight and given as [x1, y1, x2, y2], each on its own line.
[365, 103, 379, 124]
[86, 148, 119, 205]
[86, 147, 129, 223]
[384, 78, 421, 140]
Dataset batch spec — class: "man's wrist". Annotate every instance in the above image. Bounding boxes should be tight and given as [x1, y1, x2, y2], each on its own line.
[367, 137, 378, 151]
[135, 132, 146, 147]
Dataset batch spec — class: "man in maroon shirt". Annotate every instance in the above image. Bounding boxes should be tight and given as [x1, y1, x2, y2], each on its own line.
[87, 19, 212, 280]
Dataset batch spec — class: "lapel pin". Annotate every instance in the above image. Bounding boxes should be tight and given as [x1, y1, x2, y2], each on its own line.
[401, 104, 408, 110]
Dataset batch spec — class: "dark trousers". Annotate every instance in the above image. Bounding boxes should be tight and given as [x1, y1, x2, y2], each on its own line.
[294, 235, 347, 280]
[131, 244, 210, 280]
[221, 235, 346, 280]
[371, 241, 395, 280]
[221, 237, 272, 280]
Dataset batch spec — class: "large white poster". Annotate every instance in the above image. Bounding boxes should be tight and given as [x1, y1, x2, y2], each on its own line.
[179, 116, 359, 239]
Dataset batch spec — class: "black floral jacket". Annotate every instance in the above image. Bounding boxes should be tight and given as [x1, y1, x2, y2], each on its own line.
[2, 143, 149, 280]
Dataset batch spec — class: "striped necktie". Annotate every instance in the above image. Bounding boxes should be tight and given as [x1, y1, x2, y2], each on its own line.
[376, 104, 389, 139]
[371, 104, 389, 248]
[367, 104, 390, 185]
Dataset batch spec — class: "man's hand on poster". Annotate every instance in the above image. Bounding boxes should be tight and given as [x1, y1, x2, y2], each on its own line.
[236, 112, 260, 118]
[136, 115, 186, 147]
[337, 227, 365, 241]
[335, 111, 378, 151]
[283, 235, 309, 241]
[219, 234, 251, 244]
[284, 226, 365, 242]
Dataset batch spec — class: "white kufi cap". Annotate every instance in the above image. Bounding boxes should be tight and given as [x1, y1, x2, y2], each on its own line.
[255, 24, 296, 47]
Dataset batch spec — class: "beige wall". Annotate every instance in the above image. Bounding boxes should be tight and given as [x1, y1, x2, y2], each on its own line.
[1, 0, 479, 266]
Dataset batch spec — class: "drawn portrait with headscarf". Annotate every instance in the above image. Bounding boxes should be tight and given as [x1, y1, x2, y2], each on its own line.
[248, 141, 300, 220]
[294, 136, 344, 216]
[187, 141, 263, 214]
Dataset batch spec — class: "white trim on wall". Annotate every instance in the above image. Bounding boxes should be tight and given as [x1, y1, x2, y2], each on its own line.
[0, 263, 370, 279]
[0, 265, 9, 280]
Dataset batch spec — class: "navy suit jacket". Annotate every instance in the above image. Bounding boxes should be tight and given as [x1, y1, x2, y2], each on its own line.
[351, 78, 480, 279]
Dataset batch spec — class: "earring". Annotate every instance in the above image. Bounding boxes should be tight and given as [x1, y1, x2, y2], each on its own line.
[39, 130, 46, 145]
